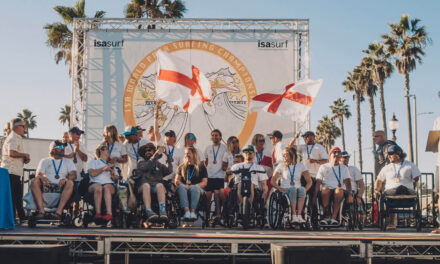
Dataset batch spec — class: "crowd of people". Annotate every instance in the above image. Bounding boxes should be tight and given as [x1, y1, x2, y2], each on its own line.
[1, 115, 439, 233]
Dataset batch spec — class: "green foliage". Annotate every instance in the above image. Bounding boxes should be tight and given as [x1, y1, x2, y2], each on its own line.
[17, 109, 37, 138]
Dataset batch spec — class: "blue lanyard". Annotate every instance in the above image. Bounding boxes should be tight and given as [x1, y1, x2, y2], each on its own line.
[212, 145, 220, 162]
[100, 159, 109, 166]
[257, 149, 264, 164]
[52, 159, 63, 176]
[107, 142, 114, 155]
[392, 161, 405, 179]
[187, 166, 195, 181]
[288, 164, 297, 182]
[306, 144, 315, 159]
[151, 163, 156, 175]
[167, 145, 175, 159]
[331, 165, 341, 185]
[131, 141, 140, 160]
[68, 142, 74, 151]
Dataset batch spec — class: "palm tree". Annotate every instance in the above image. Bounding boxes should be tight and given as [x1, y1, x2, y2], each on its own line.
[17, 109, 37, 138]
[382, 14, 431, 162]
[125, 0, 186, 21]
[315, 115, 341, 152]
[330, 98, 351, 151]
[343, 69, 365, 171]
[59, 105, 71, 128]
[44, 0, 105, 102]
[363, 41, 393, 137]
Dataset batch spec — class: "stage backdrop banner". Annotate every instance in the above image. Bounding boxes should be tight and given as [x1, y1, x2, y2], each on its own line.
[85, 30, 298, 152]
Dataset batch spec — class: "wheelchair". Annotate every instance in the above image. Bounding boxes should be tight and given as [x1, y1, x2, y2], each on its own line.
[351, 191, 367, 230]
[315, 188, 355, 231]
[377, 187, 422, 232]
[175, 185, 210, 228]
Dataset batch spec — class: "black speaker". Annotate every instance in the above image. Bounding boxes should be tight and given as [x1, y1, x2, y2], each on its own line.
[0, 244, 69, 264]
[271, 244, 351, 264]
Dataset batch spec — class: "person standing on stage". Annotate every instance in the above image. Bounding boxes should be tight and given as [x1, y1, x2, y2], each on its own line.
[64, 127, 88, 183]
[102, 125, 128, 177]
[374, 145, 420, 230]
[315, 147, 352, 226]
[267, 130, 284, 167]
[341, 151, 365, 204]
[296, 131, 328, 178]
[61, 132, 69, 145]
[1, 118, 30, 223]
[123, 126, 151, 179]
[136, 125, 146, 139]
[222, 136, 241, 172]
[374, 130, 396, 178]
[252, 134, 273, 190]
[183, 132, 205, 162]
[159, 130, 184, 181]
[204, 129, 227, 222]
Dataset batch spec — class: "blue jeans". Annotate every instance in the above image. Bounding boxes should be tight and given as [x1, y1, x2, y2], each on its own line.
[176, 184, 203, 210]
[285, 186, 306, 205]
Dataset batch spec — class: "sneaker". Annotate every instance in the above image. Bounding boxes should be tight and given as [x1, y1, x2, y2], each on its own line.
[183, 211, 191, 220]
[291, 215, 299, 225]
[320, 218, 329, 226]
[328, 218, 338, 225]
[297, 215, 306, 224]
[146, 209, 158, 222]
[103, 214, 113, 221]
[159, 210, 168, 221]
[190, 211, 197, 220]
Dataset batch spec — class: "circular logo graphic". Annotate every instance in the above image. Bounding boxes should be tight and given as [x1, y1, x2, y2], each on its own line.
[123, 40, 257, 146]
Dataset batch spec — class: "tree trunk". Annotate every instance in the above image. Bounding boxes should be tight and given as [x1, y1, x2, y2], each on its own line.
[404, 73, 414, 162]
[368, 94, 376, 177]
[378, 81, 387, 137]
[356, 93, 363, 172]
[340, 117, 346, 151]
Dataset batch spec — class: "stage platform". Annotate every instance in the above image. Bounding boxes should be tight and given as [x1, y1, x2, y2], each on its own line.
[1, 226, 440, 263]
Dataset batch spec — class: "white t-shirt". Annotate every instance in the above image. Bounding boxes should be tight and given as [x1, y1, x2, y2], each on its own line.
[124, 138, 151, 177]
[106, 141, 127, 160]
[347, 165, 363, 191]
[196, 147, 205, 162]
[36, 158, 76, 184]
[204, 143, 227, 179]
[1, 131, 25, 176]
[222, 151, 242, 169]
[297, 143, 328, 177]
[158, 144, 184, 180]
[272, 142, 285, 166]
[64, 141, 88, 181]
[87, 159, 118, 185]
[274, 162, 307, 189]
[377, 160, 421, 191]
[316, 163, 350, 190]
[231, 162, 268, 187]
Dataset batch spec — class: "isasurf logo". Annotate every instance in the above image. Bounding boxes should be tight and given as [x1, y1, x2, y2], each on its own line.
[94, 39, 124, 48]
[257, 40, 288, 49]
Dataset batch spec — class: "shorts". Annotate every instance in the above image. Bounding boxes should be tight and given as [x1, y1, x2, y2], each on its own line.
[88, 183, 116, 193]
[205, 178, 224, 192]
[384, 185, 416, 196]
[42, 183, 63, 193]
[137, 182, 162, 194]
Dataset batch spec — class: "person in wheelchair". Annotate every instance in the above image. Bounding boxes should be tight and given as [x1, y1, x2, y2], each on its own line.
[31, 140, 76, 220]
[224, 154, 244, 198]
[341, 151, 365, 204]
[271, 147, 312, 224]
[231, 145, 268, 210]
[87, 144, 119, 222]
[374, 145, 420, 230]
[315, 147, 353, 226]
[175, 146, 208, 220]
[135, 143, 172, 222]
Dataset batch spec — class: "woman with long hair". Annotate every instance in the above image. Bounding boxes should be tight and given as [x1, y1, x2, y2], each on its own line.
[222, 136, 241, 171]
[102, 125, 127, 165]
[175, 147, 208, 220]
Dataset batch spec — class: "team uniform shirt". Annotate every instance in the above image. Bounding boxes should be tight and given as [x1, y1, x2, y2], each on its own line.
[222, 151, 242, 169]
[158, 144, 184, 180]
[272, 142, 285, 167]
[274, 162, 308, 189]
[1, 131, 25, 176]
[316, 163, 351, 190]
[36, 158, 76, 184]
[87, 159, 118, 185]
[64, 141, 88, 181]
[377, 160, 421, 191]
[124, 138, 151, 178]
[347, 165, 363, 191]
[105, 141, 127, 160]
[231, 162, 268, 188]
[297, 143, 328, 177]
[204, 143, 227, 179]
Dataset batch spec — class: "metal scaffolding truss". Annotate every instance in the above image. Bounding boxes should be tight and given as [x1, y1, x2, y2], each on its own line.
[70, 18, 310, 131]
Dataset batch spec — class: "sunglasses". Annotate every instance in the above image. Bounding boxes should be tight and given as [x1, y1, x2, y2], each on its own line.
[257, 139, 265, 143]
[333, 151, 341, 155]
[388, 151, 398, 155]
[243, 150, 254, 154]
[146, 148, 155, 152]
[232, 140, 239, 144]
[188, 136, 196, 140]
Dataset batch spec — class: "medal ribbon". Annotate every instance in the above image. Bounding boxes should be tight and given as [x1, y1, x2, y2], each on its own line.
[306, 144, 315, 159]
[288, 164, 297, 183]
[132, 141, 140, 160]
[257, 150, 264, 165]
[167, 145, 175, 159]
[100, 159, 109, 166]
[52, 159, 63, 177]
[187, 166, 195, 183]
[331, 165, 341, 186]
[106, 142, 114, 155]
[392, 161, 405, 180]
[212, 145, 220, 163]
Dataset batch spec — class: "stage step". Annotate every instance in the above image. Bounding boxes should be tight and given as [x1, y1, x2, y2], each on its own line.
[271, 243, 351, 264]
[0, 244, 69, 264]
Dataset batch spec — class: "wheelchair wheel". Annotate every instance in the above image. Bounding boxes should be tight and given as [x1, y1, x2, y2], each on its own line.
[379, 198, 388, 231]
[73, 216, 83, 228]
[268, 192, 281, 229]
[225, 190, 237, 228]
[356, 199, 367, 231]
[242, 196, 251, 230]
[415, 199, 422, 232]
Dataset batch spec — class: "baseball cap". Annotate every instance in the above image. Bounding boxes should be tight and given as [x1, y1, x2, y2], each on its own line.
[329, 147, 342, 158]
[387, 144, 403, 154]
[122, 126, 138, 136]
[49, 140, 64, 151]
[301, 131, 315, 138]
[341, 151, 350, 157]
[242, 145, 255, 153]
[135, 125, 146, 131]
[165, 130, 176, 137]
[69, 126, 84, 135]
[267, 130, 283, 139]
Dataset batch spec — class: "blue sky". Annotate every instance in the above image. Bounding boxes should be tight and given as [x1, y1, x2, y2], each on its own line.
[0, 0, 439, 173]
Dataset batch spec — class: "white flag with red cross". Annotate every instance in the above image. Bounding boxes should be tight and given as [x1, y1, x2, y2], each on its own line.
[249, 79, 323, 123]
[155, 49, 212, 113]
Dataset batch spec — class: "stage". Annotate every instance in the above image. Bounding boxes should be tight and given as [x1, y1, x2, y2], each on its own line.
[1, 225, 440, 263]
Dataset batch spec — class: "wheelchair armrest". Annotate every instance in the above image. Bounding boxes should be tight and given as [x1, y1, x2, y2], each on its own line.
[385, 194, 417, 200]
